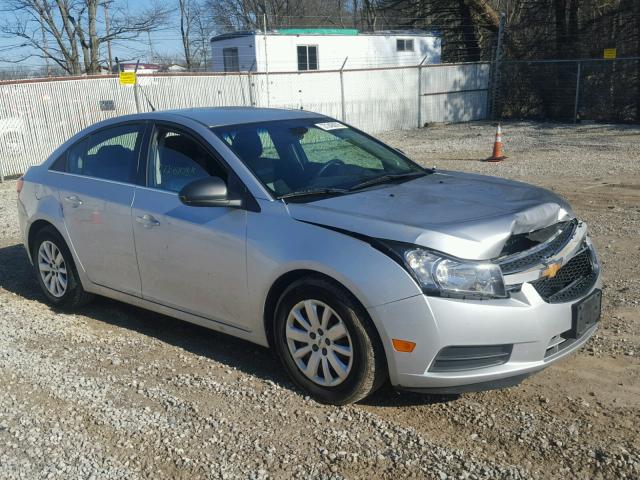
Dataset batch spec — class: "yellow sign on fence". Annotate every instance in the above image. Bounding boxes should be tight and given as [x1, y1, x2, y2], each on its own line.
[119, 71, 137, 85]
[603, 48, 617, 59]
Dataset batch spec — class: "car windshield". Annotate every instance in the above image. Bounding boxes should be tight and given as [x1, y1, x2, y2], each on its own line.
[212, 118, 426, 199]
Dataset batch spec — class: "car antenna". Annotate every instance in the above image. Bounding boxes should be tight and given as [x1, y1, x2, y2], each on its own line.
[138, 83, 156, 112]
[133, 59, 156, 112]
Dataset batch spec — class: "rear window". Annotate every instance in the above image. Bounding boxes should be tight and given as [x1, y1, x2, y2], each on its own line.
[51, 124, 144, 184]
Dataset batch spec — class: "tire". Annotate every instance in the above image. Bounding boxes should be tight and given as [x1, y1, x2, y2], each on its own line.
[31, 226, 93, 310]
[273, 276, 387, 405]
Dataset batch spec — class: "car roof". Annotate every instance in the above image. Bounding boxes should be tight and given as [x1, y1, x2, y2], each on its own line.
[41, 107, 332, 170]
[155, 107, 327, 127]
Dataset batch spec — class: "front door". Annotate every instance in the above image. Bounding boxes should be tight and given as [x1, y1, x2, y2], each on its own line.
[132, 124, 249, 328]
[56, 123, 145, 296]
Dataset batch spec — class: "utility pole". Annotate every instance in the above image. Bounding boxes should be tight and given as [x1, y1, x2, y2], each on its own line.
[202, 35, 208, 71]
[41, 21, 51, 76]
[147, 31, 154, 62]
[103, 1, 113, 72]
[36, 11, 51, 76]
[490, 12, 506, 120]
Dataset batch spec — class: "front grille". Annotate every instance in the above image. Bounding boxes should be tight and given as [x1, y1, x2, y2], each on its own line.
[429, 344, 513, 372]
[530, 247, 597, 303]
[499, 220, 577, 274]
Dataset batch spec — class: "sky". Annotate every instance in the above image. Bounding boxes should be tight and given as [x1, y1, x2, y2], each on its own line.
[0, 0, 196, 71]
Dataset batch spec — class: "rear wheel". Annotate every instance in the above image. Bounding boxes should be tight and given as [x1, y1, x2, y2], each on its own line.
[274, 276, 387, 405]
[32, 226, 93, 310]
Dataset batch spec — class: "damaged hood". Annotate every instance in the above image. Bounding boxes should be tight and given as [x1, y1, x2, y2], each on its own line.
[286, 171, 574, 260]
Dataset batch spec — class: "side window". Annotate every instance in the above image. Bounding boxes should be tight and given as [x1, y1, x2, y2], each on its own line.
[396, 39, 414, 52]
[58, 138, 89, 174]
[223, 47, 240, 72]
[147, 127, 225, 193]
[221, 127, 281, 188]
[67, 139, 87, 174]
[220, 128, 280, 165]
[297, 45, 318, 71]
[299, 127, 384, 170]
[58, 124, 143, 182]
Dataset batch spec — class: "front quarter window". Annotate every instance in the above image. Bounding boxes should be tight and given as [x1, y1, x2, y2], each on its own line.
[213, 119, 424, 199]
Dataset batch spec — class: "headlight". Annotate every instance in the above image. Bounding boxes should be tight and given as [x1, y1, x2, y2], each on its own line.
[404, 248, 506, 299]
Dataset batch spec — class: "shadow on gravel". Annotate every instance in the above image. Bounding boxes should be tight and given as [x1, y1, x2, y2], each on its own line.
[0, 242, 454, 407]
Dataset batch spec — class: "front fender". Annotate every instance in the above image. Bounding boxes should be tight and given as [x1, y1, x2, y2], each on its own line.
[246, 200, 422, 344]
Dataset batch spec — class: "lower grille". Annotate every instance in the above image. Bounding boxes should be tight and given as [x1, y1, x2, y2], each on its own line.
[429, 344, 513, 372]
[530, 247, 597, 303]
[544, 334, 570, 358]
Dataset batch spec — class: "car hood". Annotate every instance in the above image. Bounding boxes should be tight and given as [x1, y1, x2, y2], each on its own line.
[286, 170, 574, 260]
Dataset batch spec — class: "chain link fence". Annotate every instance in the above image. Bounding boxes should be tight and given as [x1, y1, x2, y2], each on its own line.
[0, 62, 490, 179]
[497, 58, 640, 124]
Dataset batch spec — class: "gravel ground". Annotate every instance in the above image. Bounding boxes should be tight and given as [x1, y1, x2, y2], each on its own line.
[0, 120, 639, 479]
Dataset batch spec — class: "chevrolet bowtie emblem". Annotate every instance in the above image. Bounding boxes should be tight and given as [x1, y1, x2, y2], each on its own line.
[542, 262, 562, 279]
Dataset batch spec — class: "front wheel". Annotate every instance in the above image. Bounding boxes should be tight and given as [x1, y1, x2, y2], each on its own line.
[274, 276, 387, 405]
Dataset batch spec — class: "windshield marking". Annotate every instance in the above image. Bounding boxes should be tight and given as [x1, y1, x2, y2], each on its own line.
[315, 122, 348, 131]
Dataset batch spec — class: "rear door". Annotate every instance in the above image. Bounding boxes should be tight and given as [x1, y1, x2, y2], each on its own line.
[54, 123, 146, 296]
[131, 123, 249, 328]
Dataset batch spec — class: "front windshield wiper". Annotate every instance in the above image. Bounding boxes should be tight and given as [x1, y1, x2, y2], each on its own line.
[278, 187, 348, 201]
[348, 171, 427, 191]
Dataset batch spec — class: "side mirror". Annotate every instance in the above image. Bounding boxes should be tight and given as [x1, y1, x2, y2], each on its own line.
[178, 177, 243, 208]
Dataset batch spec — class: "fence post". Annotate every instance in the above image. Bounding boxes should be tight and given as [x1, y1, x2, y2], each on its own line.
[490, 12, 506, 119]
[247, 61, 256, 107]
[339, 57, 349, 122]
[573, 61, 582, 123]
[417, 55, 428, 128]
[0, 157, 4, 183]
[263, 14, 270, 107]
[133, 60, 141, 113]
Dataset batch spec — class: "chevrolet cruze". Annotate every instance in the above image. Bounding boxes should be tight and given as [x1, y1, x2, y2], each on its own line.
[17, 107, 602, 404]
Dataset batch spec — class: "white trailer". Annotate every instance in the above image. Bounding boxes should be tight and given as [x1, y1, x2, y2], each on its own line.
[210, 29, 441, 72]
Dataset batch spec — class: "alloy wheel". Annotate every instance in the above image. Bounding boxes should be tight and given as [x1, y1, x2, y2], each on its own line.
[285, 299, 354, 387]
[38, 240, 67, 298]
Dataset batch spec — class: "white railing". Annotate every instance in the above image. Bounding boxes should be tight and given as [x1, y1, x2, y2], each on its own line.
[0, 62, 489, 179]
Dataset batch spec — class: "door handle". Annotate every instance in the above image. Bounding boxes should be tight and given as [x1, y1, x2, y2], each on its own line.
[64, 195, 83, 207]
[136, 214, 160, 228]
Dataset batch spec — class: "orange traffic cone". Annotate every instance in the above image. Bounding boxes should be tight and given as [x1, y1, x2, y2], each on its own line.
[486, 124, 507, 162]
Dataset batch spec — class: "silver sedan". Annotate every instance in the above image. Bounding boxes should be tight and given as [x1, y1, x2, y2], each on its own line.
[17, 107, 602, 404]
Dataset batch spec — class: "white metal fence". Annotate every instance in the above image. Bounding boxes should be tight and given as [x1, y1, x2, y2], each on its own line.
[0, 62, 489, 179]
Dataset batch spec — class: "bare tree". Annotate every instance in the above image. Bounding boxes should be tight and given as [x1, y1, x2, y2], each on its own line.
[175, 0, 216, 70]
[178, 0, 194, 69]
[191, 0, 214, 70]
[0, 0, 169, 75]
[203, 0, 351, 32]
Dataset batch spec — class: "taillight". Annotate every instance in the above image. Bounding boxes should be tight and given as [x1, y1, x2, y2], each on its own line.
[16, 176, 24, 195]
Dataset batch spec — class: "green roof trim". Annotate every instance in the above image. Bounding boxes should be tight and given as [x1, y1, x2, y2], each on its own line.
[277, 28, 359, 36]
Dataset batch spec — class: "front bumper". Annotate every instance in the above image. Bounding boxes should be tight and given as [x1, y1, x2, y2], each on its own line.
[368, 274, 601, 393]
